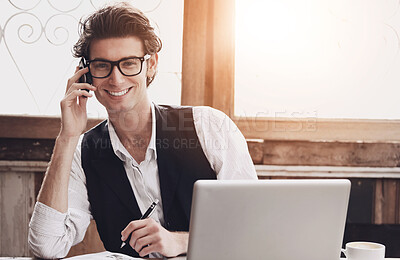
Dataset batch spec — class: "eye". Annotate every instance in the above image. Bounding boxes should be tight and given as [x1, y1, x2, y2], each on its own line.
[121, 59, 140, 67]
[92, 61, 110, 70]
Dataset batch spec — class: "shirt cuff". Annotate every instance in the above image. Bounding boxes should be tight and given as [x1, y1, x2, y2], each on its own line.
[29, 201, 68, 236]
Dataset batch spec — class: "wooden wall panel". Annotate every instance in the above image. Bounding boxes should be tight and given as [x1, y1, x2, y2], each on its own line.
[0, 138, 54, 161]
[0, 163, 104, 258]
[262, 140, 400, 167]
[374, 180, 399, 224]
[398, 181, 400, 224]
[374, 179, 384, 224]
[346, 179, 374, 224]
[235, 118, 400, 142]
[0, 171, 35, 256]
[2, 115, 400, 143]
[247, 140, 264, 164]
[4, 138, 400, 168]
[0, 116, 102, 139]
[384, 180, 398, 224]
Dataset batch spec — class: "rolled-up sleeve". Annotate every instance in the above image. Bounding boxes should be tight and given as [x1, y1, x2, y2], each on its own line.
[28, 138, 92, 259]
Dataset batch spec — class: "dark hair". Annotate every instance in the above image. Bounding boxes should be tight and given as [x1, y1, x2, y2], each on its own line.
[73, 2, 162, 86]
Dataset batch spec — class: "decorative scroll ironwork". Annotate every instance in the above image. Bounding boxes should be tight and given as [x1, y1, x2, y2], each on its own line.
[46, 0, 84, 13]
[1, 0, 163, 114]
[4, 12, 43, 45]
[44, 14, 78, 46]
[7, 0, 41, 11]
[3, 12, 43, 111]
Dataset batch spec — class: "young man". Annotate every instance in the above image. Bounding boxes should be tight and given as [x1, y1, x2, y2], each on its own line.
[28, 3, 257, 259]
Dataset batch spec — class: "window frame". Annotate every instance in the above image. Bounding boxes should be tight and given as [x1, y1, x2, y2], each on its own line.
[181, 0, 400, 142]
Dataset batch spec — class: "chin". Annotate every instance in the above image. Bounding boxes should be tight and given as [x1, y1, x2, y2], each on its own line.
[106, 105, 132, 114]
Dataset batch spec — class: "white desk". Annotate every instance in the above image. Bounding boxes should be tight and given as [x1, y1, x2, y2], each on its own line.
[1, 256, 398, 260]
[4, 258, 400, 260]
[0, 254, 400, 260]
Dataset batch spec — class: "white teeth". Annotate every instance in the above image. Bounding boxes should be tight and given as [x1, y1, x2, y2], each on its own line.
[107, 89, 129, 96]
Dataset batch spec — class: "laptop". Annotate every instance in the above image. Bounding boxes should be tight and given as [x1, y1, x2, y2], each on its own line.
[187, 179, 351, 260]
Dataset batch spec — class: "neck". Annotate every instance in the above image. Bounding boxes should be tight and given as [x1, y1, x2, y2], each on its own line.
[107, 100, 152, 140]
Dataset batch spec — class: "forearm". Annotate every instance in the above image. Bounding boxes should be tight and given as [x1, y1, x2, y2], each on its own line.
[37, 134, 80, 213]
[30, 135, 92, 259]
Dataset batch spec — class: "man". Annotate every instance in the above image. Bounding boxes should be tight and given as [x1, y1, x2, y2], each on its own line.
[28, 3, 257, 259]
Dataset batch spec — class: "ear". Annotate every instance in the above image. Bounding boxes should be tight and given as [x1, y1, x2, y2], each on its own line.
[146, 53, 158, 78]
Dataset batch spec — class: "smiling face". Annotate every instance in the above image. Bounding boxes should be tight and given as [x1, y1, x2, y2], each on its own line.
[90, 36, 157, 115]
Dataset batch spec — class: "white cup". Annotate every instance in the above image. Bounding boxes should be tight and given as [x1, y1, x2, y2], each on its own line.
[341, 241, 385, 260]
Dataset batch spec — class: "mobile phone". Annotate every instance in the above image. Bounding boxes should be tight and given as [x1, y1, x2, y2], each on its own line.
[78, 58, 92, 90]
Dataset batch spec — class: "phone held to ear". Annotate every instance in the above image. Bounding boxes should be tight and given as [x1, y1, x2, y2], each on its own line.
[78, 58, 92, 92]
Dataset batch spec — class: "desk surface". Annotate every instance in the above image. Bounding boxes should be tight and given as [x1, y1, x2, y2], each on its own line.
[0, 256, 400, 260]
[0, 256, 187, 260]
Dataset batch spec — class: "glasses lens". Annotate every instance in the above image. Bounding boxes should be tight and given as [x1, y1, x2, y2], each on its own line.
[90, 61, 111, 78]
[120, 58, 142, 76]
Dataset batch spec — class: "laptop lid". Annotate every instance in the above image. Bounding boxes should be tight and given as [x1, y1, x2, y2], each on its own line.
[187, 179, 351, 260]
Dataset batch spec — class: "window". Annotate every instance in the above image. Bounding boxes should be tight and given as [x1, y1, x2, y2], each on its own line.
[181, 0, 400, 141]
[235, 0, 400, 120]
[0, 0, 183, 118]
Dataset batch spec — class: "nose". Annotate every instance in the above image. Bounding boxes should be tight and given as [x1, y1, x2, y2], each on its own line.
[108, 65, 125, 85]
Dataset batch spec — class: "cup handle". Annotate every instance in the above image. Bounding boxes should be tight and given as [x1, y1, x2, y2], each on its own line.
[341, 248, 347, 258]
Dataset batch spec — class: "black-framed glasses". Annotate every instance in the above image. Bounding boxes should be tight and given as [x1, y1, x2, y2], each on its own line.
[87, 54, 151, 78]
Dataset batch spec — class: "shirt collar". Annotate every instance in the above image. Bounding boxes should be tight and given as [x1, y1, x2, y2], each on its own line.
[107, 103, 157, 163]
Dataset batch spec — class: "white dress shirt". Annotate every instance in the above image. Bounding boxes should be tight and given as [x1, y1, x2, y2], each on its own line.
[28, 105, 258, 259]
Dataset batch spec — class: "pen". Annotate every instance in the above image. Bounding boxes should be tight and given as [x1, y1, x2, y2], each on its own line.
[120, 199, 159, 248]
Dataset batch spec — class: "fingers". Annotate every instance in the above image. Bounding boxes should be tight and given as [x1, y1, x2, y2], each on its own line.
[129, 222, 160, 249]
[66, 67, 92, 92]
[66, 82, 96, 95]
[60, 67, 95, 112]
[136, 235, 163, 257]
[62, 89, 92, 105]
[121, 219, 161, 255]
[138, 245, 157, 257]
[121, 219, 148, 241]
[69, 67, 89, 85]
[78, 93, 89, 108]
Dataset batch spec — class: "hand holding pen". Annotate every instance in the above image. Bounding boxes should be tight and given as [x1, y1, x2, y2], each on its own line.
[120, 199, 159, 248]
[119, 198, 187, 257]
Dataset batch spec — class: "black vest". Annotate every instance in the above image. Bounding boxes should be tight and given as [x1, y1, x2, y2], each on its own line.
[81, 105, 216, 257]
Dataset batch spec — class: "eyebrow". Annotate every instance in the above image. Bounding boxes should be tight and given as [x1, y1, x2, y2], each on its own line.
[89, 55, 146, 62]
